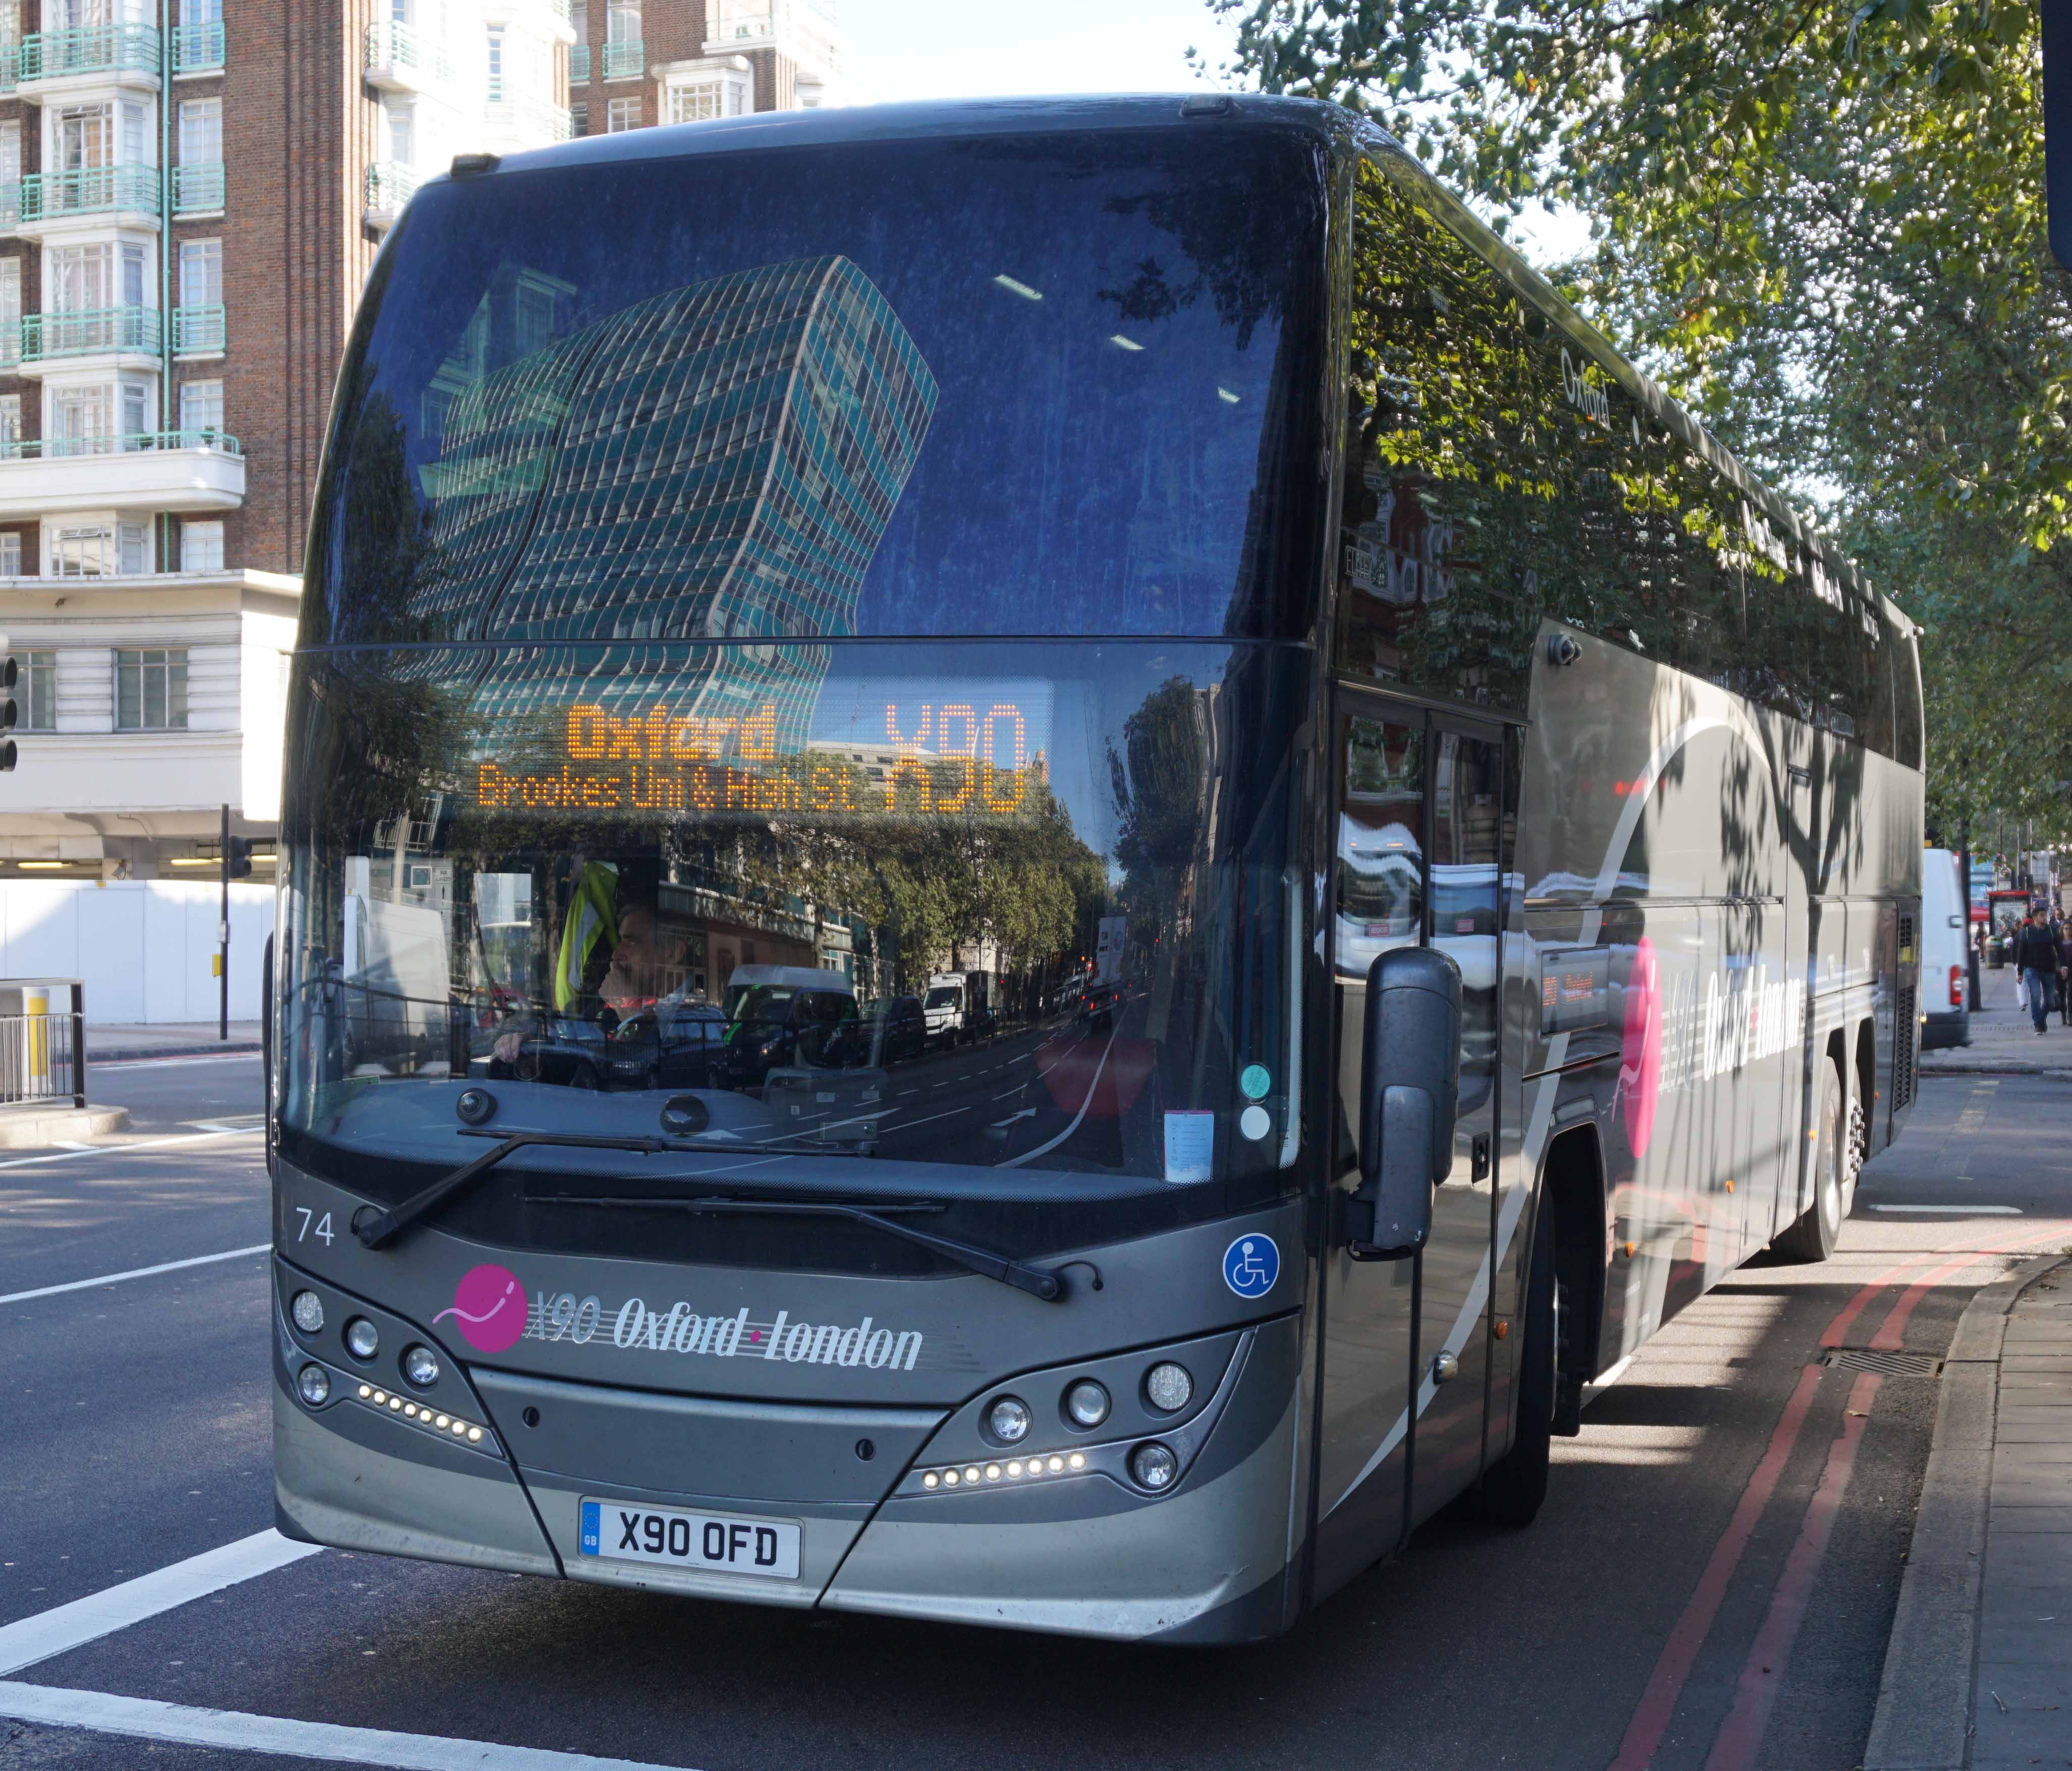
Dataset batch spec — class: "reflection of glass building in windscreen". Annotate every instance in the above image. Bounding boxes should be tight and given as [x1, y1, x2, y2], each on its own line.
[417, 256, 938, 746]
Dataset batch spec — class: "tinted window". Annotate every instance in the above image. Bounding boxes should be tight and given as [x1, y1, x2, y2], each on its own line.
[308, 129, 1328, 647]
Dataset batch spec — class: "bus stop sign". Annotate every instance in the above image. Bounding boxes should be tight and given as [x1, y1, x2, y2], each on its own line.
[2048, 0, 2072, 271]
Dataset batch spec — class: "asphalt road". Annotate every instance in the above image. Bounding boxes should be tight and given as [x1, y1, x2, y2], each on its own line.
[3, 1053, 2069, 1770]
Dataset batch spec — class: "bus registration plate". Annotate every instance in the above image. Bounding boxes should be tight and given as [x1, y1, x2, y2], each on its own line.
[579, 1499, 801, 1580]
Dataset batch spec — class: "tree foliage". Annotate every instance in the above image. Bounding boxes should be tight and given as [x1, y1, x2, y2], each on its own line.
[1209, 0, 2072, 838]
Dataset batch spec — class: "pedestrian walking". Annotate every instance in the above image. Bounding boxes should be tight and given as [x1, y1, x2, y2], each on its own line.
[2058, 917, 2072, 1027]
[2012, 909, 2059, 1033]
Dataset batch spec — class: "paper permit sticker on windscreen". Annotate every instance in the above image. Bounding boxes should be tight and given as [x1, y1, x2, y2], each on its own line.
[1164, 1111, 1215, 1184]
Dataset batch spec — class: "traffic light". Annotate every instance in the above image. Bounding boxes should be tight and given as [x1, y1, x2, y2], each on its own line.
[226, 836, 255, 880]
[0, 654, 16, 772]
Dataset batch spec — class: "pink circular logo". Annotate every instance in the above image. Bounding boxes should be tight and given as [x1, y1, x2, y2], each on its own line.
[1620, 936, 1663, 1158]
[432, 1263, 528, 1353]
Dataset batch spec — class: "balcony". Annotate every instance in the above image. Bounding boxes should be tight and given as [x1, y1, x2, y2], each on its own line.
[172, 20, 223, 75]
[364, 160, 417, 229]
[17, 23, 162, 92]
[172, 162, 223, 215]
[483, 92, 574, 145]
[704, 0, 839, 75]
[602, 38, 643, 78]
[363, 19, 456, 94]
[570, 43, 590, 83]
[19, 307, 161, 372]
[18, 164, 162, 233]
[173, 304, 224, 358]
[0, 430, 243, 518]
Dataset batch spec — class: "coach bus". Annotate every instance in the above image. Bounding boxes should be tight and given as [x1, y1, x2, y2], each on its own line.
[267, 95, 1923, 1643]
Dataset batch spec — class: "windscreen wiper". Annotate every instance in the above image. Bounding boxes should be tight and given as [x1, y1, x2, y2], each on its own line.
[542, 1192, 1066, 1302]
[352, 1132, 678, 1250]
[354, 1127, 895, 1251]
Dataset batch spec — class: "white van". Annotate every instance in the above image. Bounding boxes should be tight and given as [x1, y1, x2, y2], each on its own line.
[1921, 847, 1970, 1048]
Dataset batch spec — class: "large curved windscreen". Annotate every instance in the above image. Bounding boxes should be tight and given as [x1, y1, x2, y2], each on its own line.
[307, 127, 1327, 648]
[275, 639, 1307, 1254]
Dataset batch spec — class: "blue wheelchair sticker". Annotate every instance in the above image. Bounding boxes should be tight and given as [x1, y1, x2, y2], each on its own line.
[1223, 1234, 1279, 1299]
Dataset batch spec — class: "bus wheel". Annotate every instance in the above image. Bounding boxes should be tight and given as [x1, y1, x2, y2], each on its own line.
[1479, 1193, 1555, 1528]
[1775, 1060, 1845, 1263]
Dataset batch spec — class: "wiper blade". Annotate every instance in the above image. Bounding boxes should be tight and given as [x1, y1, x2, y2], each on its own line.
[546, 1192, 1067, 1302]
[352, 1132, 675, 1250]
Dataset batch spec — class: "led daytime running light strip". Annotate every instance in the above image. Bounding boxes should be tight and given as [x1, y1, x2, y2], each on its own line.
[356, 1382, 485, 1444]
[919, 1451, 1087, 1489]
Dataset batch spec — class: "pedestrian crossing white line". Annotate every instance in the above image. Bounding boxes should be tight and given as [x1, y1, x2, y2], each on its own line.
[0, 1243, 270, 1307]
[0, 1530, 318, 1678]
[0, 1683, 704, 1771]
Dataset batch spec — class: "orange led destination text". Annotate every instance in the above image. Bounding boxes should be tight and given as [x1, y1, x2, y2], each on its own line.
[474, 701, 1043, 818]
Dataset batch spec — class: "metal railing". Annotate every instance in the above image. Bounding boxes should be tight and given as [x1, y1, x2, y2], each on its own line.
[483, 94, 573, 142]
[19, 23, 162, 82]
[173, 303, 225, 356]
[20, 163, 161, 222]
[21, 306, 162, 363]
[172, 161, 224, 214]
[364, 19, 455, 86]
[0, 427, 241, 461]
[0, 980, 86, 1112]
[570, 42, 589, 82]
[364, 160, 418, 217]
[602, 38, 643, 77]
[172, 19, 223, 73]
[0, 42, 15, 94]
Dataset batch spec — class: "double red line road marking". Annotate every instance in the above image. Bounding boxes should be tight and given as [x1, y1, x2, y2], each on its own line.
[1608, 1223, 2070, 1771]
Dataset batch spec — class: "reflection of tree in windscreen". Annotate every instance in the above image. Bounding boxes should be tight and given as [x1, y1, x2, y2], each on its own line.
[317, 391, 439, 647]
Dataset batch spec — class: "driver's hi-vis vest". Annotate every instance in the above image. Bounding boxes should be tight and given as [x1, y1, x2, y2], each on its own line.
[554, 861, 619, 1011]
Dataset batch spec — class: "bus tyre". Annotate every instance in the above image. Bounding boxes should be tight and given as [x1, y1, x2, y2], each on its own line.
[1775, 1060, 1846, 1263]
[1479, 1193, 1555, 1528]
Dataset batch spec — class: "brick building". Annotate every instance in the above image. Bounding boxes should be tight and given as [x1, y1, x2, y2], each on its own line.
[0, 0, 841, 901]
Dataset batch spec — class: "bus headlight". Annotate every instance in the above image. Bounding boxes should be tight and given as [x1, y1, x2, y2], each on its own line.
[401, 1345, 440, 1389]
[1144, 1361, 1193, 1412]
[1130, 1442, 1178, 1491]
[290, 1291, 324, 1334]
[343, 1319, 379, 1361]
[986, 1396, 1031, 1443]
[1064, 1379, 1110, 1429]
[297, 1364, 330, 1406]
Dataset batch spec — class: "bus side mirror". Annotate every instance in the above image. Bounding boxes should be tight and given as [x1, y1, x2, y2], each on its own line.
[1346, 946, 1462, 1258]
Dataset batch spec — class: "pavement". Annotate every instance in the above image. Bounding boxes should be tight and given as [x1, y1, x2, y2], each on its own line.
[0, 1050, 2066, 1768]
[84, 1022, 261, 1062]
[1924, 964, 2072, 1077]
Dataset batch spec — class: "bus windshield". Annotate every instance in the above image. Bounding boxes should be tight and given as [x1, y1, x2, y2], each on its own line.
[305, 125, 1327, 650]
[275, 639, 1308, 1257]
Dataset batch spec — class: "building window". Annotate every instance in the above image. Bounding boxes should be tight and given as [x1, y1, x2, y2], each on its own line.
[179, 238, 221, 309]
[608, 1, 640, 43]
[178, 98, 220, 166]
[0, 121, 19, 192]
[486, 26, 504, 100]
[386, 103, 412, 166]
[115, 647, 188, 730]
[0, 393, 18, 454]
[50, 385, 111, 457]
[123, 240, 145, 309]
[183, 0, 223, 21]
[179, 377, 222, 436]
[52, 523, 113, 575]
[1, 537, 23, 581]
[24, 649, 53, 727]
[571, 102, 588, 137]
[121, 379, 146, 439]
[119, 518, 146, 574]
[668, 77, 745, 124]
[55, 104, 111, 174]
[608, 96, 640, 132]
[120, 100, 146, 168]
[182, 519, 223, 572]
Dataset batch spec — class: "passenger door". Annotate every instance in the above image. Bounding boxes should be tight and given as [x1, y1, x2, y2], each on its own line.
[1310, 696, 1504, 1591]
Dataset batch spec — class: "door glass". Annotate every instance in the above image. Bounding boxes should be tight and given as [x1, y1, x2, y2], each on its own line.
[1334, 714, 1422, 1174]
[1431, 729, 1502, 1121]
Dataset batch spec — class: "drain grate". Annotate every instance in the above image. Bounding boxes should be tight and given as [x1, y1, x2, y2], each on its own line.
[1825, 1348, 1943, 1378]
